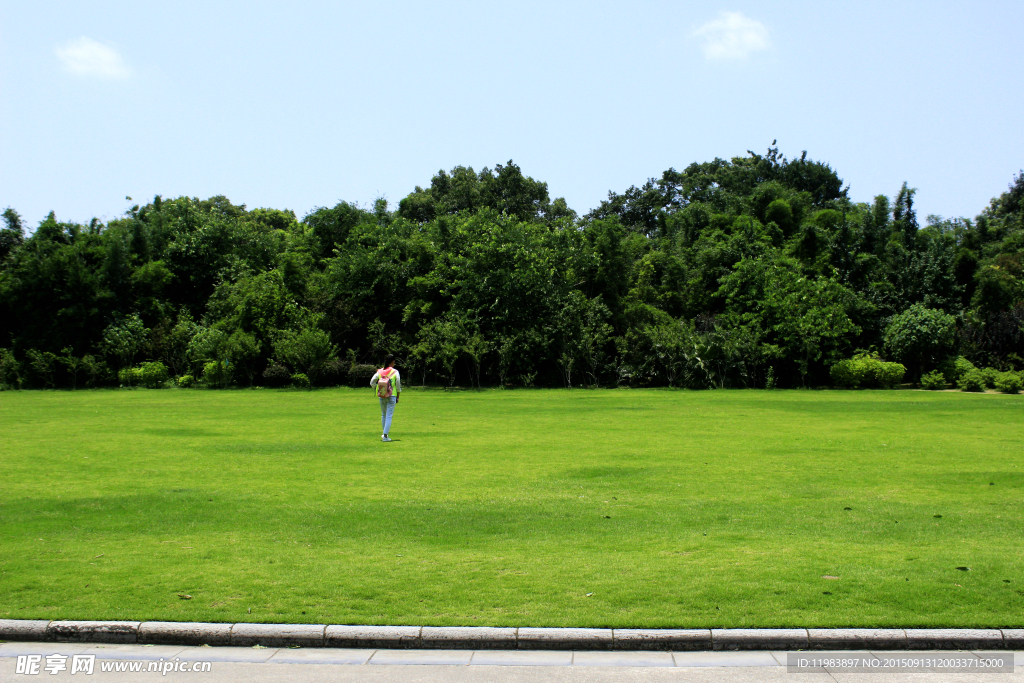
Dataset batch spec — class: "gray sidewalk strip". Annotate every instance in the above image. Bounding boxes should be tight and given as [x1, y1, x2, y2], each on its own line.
[176, 646, 280, 663]
[1, 620, 1022, 651]
[0, 641, 93, 656]
[369, 649, 473, 665]
[0, 643, 1018, 669]
[673, 651, 782, 667]
[80, 644, 190, 660]
[267, 648, 374, 665]
[469, 650, 573, 666]
[572, 650, 675, 666]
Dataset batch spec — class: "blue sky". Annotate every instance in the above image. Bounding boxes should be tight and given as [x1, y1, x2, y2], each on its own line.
[1, 1, 1022, 228]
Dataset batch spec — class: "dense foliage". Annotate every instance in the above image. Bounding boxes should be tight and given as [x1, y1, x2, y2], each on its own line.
[2, 147, 1022, 389]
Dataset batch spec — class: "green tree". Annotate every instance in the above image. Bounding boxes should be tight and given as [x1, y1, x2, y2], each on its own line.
[275, 327, 338, 386]
[58, 347, 85, 390]
[101, 314, 149, 382]
[462, 330, 489, 390]
[416, 316, 465, 387]
[1, 208, 25, 261]
[225, 330, 262, 386]
[26, 349, 58, 388]
[882, 304, 957, 380]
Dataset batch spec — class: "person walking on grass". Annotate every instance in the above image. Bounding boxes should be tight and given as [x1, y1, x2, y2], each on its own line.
[371, 355, 401, 442]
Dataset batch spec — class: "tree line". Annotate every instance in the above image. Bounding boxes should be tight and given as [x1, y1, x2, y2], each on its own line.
[1, 146, 1022, 390]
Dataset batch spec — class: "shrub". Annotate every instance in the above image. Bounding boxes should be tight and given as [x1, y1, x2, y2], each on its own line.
[920, 370, 947, 390]
[873, 361, 906, 389]
[177, 374, 195, 388]
[830, 354, 906, 389]
[957, 368, 986, 392]
[118, 367, 143, 386]
[980, 367, 999, 389]
[26, 349, 58, 388]
[830, 359, 861, 388]
[203, 360, 231, 388]
[348, 364, 377, 388]
[0, 348, 22, 389]
[994, 372, 1022, 394]
[939, 356, 976, 384]
[139, 361, 169, 388]
[291, 373, 310, 389]
[318, 358, 348, 386]
[262, 362, 291, 387]
[81, 355, 110, 387]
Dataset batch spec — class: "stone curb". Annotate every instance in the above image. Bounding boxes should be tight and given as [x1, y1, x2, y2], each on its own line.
[230, 623, 326, 648]
[47, 621, 141, 644]
[807, 628, 906, 649]
[712, 628, 808, 651]
[0, 621, 1017, 650]
[139, 622, 232, 646]
[614, 629, 711, 651]
[326, 625, 420, 649]
[903, 629, 1004, 650]
[518, 628, 614, 650]
[421, 626, 516, 650]
[0, 621, 49, 642]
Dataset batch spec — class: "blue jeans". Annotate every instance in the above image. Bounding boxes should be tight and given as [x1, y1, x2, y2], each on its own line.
[379, 396, 397, 435]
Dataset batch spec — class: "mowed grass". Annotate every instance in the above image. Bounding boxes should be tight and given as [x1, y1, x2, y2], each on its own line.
[1, 387, 1022, 628]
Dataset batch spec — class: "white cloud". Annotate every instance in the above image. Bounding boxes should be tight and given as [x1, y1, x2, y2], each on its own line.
[56, 37, 131, 79]
[693, 11, 770, 61]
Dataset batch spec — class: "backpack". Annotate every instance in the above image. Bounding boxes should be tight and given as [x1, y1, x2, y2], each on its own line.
[376, 368, 394, 398]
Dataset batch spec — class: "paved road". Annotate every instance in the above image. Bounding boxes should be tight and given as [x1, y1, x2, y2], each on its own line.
[1, 642, 1019, 682]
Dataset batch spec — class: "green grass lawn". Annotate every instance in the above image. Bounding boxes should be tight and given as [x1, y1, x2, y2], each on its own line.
[1, 387, 1022, 628]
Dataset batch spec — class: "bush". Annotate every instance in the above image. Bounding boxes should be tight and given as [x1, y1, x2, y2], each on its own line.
[177, 374, 195, 388]
[203, 360, 231, 388]
[262, 362, 291, 387]
[980, 367, 999, 389]
[939, 356, 976, 384]
[994, 371, 1022, 394]
[920, 369, 947, 390]
[118, 366, 143, 386]
[830, 354, 906, 389]
[957, 368, 986, 392]
[73, 355, 108, 387]
[291, 373, 310, 389]
[0, 348, 22, 389]
[318, 358, 348, 386]
[829, 359, 861, 388]
[348, 364, 377, 388]
[139, 361, 169, 388]
[874, 361, 906, 389]
[26, 349, 58, 388]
